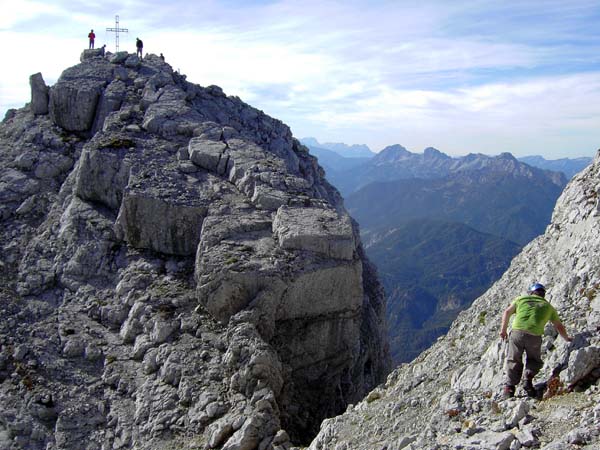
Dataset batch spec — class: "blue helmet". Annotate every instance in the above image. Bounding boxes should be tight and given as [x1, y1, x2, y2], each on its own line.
[528, 282, 546, 294]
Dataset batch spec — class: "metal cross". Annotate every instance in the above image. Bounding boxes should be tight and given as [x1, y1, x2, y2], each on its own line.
[106, 15, 128, 52]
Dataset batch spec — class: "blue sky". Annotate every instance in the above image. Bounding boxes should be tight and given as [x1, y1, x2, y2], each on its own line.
[1, 0, 599, 158]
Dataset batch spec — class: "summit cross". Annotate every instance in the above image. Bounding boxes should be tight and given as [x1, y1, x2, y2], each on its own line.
[106, 15, 128, 52]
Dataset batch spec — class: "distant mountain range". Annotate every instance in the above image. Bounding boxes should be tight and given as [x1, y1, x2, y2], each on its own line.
[346, 152, 566, 246]
[304, 143, 571, 196]
[297, 143, 370, 173]
[300, 140, 591, 196]
[300, 137, 375, 159]
[519, 155, 592, 178]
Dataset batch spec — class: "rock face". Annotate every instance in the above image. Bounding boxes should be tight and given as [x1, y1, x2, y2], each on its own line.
[0, 52, 390, 450]
[308, 151, 600, 449]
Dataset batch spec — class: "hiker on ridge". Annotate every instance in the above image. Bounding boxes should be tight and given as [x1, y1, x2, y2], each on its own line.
[136, 37, 143, 58]
[499, 282, 572, 399]
[88, 29, 95, 49]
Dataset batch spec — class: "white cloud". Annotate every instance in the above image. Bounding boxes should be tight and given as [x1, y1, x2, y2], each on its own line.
[299, 73, 600, 156]
[0, 0, 60, 29]
[0, 31, 82, 111]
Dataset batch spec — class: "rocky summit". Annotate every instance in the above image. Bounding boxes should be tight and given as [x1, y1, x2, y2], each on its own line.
[0, 49, 390, 450]
[308, 152, 600, 449]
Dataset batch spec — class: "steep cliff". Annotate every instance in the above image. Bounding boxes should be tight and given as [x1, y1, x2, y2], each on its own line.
[309, 151, 600, 449]
[0, 49, 390, 450]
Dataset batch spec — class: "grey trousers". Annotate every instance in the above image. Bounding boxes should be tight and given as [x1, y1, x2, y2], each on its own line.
[505, 329, 543, 386]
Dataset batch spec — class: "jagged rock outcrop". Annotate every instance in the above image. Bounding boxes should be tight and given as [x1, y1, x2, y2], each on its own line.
[308, 151, 600, 449]
[0, 51, 390, 450]
[29, 73, 49, 115]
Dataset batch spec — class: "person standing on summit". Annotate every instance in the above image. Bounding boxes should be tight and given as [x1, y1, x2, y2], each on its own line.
[136, 37, 143, 58]
[499, 283, 572, 399]
[88, 29, 95, 49]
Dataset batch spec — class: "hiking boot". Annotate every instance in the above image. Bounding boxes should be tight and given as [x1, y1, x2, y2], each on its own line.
[502, 385, 515, 399]
[524, 380, 537, 398]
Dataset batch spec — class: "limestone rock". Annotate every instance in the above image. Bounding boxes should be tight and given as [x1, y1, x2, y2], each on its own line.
[506, 400, 530, 429]
[49, 80, 102, 131]
[80, 48, 105, 61]
[222, 416, 263, 450]
[92, 79, 127, 133]
[29, 72, 49, 115]
[189, 138, 228, 174]
[114, 166, 211, 256]
[109, 51, 129, 64]
[49, 58, 113, 131]
[124, 55, 140, 68]
[74, 141, 132, 210]
[560, 346, 600, 387]
[273, 206, 355, 260]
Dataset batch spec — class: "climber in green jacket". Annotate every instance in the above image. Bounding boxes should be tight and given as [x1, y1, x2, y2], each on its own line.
[499, 282, 572, 399]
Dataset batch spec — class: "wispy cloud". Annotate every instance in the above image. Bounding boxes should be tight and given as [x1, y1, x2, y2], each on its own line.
[1, 0, 599, 158]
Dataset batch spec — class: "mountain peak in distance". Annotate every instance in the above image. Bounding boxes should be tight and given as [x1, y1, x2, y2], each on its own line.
[300, 137, 374, 158]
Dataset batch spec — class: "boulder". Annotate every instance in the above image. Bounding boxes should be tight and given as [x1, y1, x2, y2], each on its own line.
[272, 206, 355, 260]
[80, 48, 105, 61]
[114, 165, 214, 256]
[109, 51, 129, 64]
[49, 80, 104, 131]
[29, 72, 49, 115]
[92, 79, 127, 133]
[222, 416, 262, 450]
[74, 144, 131, 210]
[125, 55, 140, 68]
[561, 346, 600, 387]
[251, 185, 289, 210]
[115, 192, 208, 255]
[189, 138, 229, 174]
[49, 58, 113, 131]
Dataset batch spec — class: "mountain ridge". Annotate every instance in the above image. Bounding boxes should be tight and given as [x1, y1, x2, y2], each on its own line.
[519, 154, 593, 179]
[347, 163, 565, 246]
[299, 137, 374, 159]
[299, 140, 590, 195]
[323, 144, 567, 195]
[0, 49, 390, 449]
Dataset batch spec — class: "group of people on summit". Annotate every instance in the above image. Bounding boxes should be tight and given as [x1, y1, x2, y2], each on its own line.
[88, 29, 156, 60]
